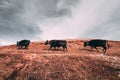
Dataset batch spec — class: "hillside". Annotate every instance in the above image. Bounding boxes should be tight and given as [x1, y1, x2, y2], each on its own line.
[0, 39, 120, 80]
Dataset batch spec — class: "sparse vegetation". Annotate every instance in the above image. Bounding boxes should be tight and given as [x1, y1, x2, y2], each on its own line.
[0, 39, 120, 80]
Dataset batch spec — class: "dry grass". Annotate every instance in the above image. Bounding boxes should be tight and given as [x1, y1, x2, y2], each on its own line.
[0, 39, 120, 80]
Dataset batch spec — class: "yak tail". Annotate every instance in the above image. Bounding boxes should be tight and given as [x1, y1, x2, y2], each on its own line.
[106, 41, 109, 49]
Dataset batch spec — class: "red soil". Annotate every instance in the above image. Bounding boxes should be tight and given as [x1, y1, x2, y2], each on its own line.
[0, 39, 120, 80]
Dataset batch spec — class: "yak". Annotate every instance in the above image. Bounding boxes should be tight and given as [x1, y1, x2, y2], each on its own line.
[84, 39, 109, 54]
[17, 40, 30, 49]
[45, 40, 67, 50]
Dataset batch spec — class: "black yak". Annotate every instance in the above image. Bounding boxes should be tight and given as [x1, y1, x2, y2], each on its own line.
[17, 40, 30, 49]
[84, 39, 109, 54]
[45, 40, 67, 50]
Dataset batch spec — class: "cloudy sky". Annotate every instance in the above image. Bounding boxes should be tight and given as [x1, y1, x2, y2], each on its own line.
[0, 0, 120, 45]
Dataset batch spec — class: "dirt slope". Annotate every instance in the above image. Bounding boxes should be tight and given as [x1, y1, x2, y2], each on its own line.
[0, 39, 120, 80]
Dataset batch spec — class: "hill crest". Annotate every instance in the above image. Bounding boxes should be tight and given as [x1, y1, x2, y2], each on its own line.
[0, 39, 120, 80]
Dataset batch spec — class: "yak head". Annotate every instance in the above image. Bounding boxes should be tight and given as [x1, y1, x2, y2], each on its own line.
[45, 40, 49, 45]
[84, 41, 89, 47]
[17, 41, 20, 47]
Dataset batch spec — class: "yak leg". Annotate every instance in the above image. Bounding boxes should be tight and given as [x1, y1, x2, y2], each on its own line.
[65, 46, 67, 50]
[54, 46, 56, 49]
[91, 47, 93, 51]
[94, 47, 98, 52]
[103, 47, 107, 54]
[25, 46, 28, 49]
[20, 46, 22, 49]
[63, 46, 65, 50]
[49, 46, 52, 50]
[18, 46, 20, 49]
[63, 46, 67, 51]
[63, 45, 68, 51]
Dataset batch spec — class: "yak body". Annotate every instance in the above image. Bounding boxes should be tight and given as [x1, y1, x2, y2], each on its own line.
[45, 40, 67, 50]
[17, 40, 30, 49]
[84, 39, 109, 54]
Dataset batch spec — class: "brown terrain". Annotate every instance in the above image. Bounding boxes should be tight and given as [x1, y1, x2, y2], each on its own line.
[0, 39, 120, 80]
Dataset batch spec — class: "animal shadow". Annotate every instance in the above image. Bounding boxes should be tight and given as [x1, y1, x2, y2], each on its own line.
[43, 48, 66, 51]
[79, 48, 97, 52]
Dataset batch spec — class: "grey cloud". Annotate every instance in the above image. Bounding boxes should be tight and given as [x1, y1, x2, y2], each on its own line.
[82, 17, 120, 40]
[0, 0, 120, 46]
[80, 0, 120, 40]
[0, 0, 79, 45]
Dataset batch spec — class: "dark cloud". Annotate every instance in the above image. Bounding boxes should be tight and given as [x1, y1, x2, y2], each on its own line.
[0, 0, 38, 37]
[0, 0, 120, 45]
[0, 0, 79, 45]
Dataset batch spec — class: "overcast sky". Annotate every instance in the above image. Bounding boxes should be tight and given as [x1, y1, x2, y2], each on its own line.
[0, 0, 120, 45]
